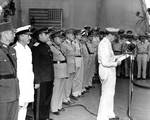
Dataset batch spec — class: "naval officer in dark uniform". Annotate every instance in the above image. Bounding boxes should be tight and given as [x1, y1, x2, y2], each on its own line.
[0, 22, 19, 120]
[32, 27, 54, 120]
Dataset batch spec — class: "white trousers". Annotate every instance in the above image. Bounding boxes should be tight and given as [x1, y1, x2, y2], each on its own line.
[18, 102, 29, 120]
[97, 67, 116, 120]
[72, 57, 84, 97]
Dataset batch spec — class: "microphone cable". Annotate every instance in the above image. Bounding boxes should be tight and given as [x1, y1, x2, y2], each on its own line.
[63, 103, 97, 117]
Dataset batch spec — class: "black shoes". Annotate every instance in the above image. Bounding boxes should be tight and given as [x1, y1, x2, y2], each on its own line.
[62, 101, 71, 105]
[46, 118, 53, 120]
[52, 111, 60, 115]
[137, 77, 141, 80]
[137, 77, 146, 80]
[25, 115, 33, 120]
[58, 108, 65, 112]
[109, 116, 119, 120]
[85, 87, 90, 90]
[70, 95, 78, 101]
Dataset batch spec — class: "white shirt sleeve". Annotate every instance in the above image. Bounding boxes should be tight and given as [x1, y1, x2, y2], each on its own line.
[98, 39, 117, 67]
[0, 6, 3, 14]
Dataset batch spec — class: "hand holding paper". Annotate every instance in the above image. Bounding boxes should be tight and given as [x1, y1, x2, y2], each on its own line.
[117, 54, 130, 62]
[116, 54, 130, 66]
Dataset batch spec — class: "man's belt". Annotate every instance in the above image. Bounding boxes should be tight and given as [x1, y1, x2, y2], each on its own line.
[89, 53, 94, 55]
[138, 52, 148, 54]
[53, 60, 67, 64]
[0, 74, 16, 79]
[114, 51, 122, 55]
[114, 51, 121, 53]
[75, 55, 82, 57]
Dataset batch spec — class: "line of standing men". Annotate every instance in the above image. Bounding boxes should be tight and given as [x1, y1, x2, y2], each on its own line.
[0, 22, 100, 120]
[30, 26, 100, 119]
[112, 30, 150, 80]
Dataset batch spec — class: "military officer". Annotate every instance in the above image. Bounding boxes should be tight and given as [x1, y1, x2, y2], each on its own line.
[80, 30, 90, 93]
[92, 30, 100, 81]
[91, 28, 100, 53]
[49, 30, 68, 115]
[87, 32, 97, 88]
[0, 22, 19, 120]
[136, 35, 150, 80]
[32, 27, 54, 120]
[72, 29, 84, 97]
[61, 28, 77, 103]
[14, 25, 35, 120]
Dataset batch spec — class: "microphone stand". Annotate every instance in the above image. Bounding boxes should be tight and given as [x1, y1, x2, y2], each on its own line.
[127, 53, 134, 120]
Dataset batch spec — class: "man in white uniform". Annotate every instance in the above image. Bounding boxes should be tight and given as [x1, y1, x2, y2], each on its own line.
[97, 28, 126, 120]
[14, 25, 34, 120]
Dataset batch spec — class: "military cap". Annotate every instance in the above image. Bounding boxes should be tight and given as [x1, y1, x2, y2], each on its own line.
[47, 27, 56, 36]
[15, 25, 31, 36]
[106, 27, 119, 32]
[99, 30, 106, 35]
[87, 30, 92, 37]
[0, 22, 13, 32]
[126, 30, 133, 34]
[65, 28, 75, 35]
[84, 25, 91, 31]
[147, 8, 150, 13]
[74, 29, 81, 35]
[48, 27, 54, 33]
[145, 32, 150, 36]
[51, 30, 65, 39]
[118, 29, 125, 34]
[33, 27, 49, 36]
[91, 28, 100, 36]
[139, 35, 147, 39]
[81, 29, 88, 36]
[105, 27, 119, 35]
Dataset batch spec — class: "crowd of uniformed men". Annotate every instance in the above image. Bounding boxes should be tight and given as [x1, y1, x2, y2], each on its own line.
[0, 22, 150, 120]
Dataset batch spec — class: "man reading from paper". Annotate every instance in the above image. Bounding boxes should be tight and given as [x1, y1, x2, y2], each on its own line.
[97, 28, 129, 120]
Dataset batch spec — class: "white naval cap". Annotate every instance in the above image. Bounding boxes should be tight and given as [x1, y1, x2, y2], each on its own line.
[105, 27, 120, 33]
[0, 6, 2, 11]
[16, 25, 31, 35]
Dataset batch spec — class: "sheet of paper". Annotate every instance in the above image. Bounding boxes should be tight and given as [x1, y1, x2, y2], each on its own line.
[117, 54, 130, 62]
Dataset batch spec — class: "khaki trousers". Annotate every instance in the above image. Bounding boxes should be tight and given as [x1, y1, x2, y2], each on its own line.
[51, 78, 66, 112]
